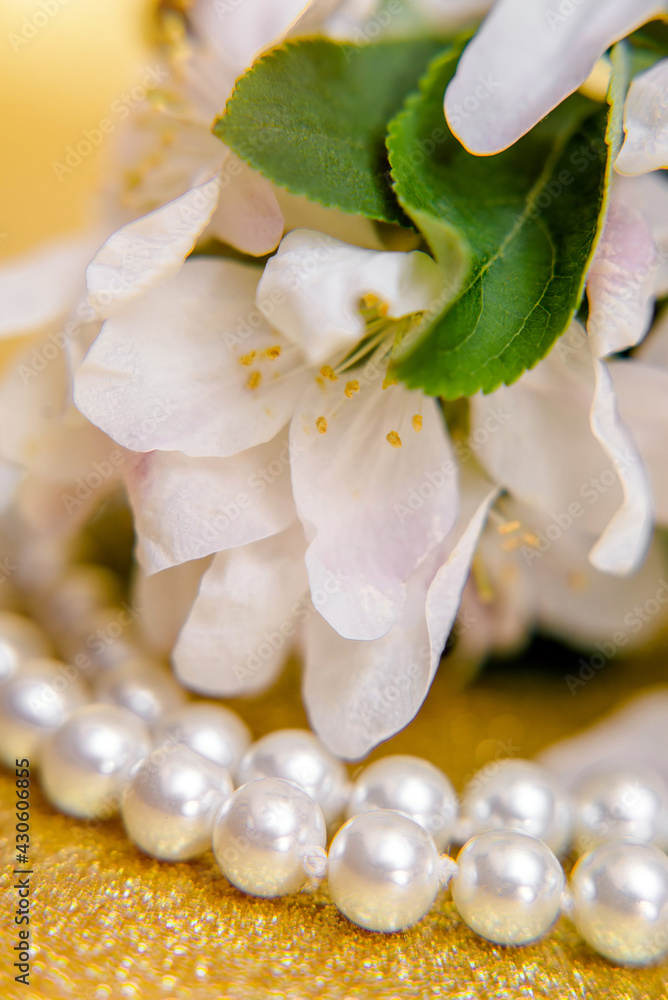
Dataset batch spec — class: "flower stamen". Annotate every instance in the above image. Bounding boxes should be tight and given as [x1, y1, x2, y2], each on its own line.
[497, 520, 521, 536]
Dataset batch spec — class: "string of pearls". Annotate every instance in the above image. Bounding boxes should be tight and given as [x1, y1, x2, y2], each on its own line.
[2, 601, 668, 968]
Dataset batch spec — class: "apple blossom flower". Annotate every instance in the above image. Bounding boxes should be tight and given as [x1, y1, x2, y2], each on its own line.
[74, 231, 455, 636]
[0, 234, 123, 538]
[468, 318, 656, 577]
[74, 228, 510, 755]
[444, 0, 667, 155]
[454, 492, 668, 667]
[88, 0, 355, 322]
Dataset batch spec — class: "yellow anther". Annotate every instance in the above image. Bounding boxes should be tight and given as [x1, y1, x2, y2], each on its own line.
[501, 537, 522, 552]
[522, 532, 540, 548]
[412, 414, 423, 433]
[497, 520, 521, 536]
[567, 570, 588, 591]
[472, 553, 494, 603]
[265, 346, 281, 360]
[382, 373, 398, 390]
[246, 371, 262, 390]
[316, 416, 328, 434]
[239, 351, 256, 366]
[320, 365, 337, 381]
[345, 380, 360, 398]
[362, 293, 379, 308]
[386, 431, 402, 448]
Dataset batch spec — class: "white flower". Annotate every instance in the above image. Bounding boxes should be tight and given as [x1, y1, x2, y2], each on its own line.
[74, 232, 451, 624]
[469, 320, 654, 576]
[83, 0, 341, 323]
[616, 59, 668, 175]
[0, 234, 122, 537]
[455, 493, 668, 666]
[444, 0, 666, 154]
[74, 230, 505, 755]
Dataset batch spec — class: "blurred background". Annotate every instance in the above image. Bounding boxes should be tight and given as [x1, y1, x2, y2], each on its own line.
[0, 0, 153, 261]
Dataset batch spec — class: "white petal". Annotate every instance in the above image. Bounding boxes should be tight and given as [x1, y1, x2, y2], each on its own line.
[611, 358, 668, 523]
[636, 306, 668, 369]
[444, 0, 665, 154]
[628, 172, 668, 298]
[586, 178, 658, 356]
[303, 571, 434, 760]
[86, 174, 221, 317]
[469, 324, 623, 538]
[0, 234, 96, 338]
[616, 58, 668, 175]
[425, 481, 500, 666]
[290, 369, 457, 640]
[587, 356, 653, 575]
[75, 257, 311, 457]
[191, 0, 326, 76]
[257, 230, 445, 365]
[131, 557, 211, 657]
[124, 434, 297, 574]
[173, 525, 308, 696]
[539, 689, 668, 788]
[0, 335, 112, 482]
[534, 522, 668, 649]
[303, 480, 496, 759]
[208, 154, 283, 256]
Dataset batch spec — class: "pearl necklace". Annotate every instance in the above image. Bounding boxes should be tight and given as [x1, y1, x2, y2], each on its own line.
[2, 609, 668, 967]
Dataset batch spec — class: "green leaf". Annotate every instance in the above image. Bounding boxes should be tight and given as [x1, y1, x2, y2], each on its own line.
[387, 49, 611, 398]
[627, 18, 668, 76]
[214, 37, 447, 225]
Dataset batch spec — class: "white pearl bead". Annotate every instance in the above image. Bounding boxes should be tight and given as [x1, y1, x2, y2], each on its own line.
[571, 840, 668, 965]
[122, 743, 233, 860]
[0, 657, 88, 766]
[462, 758, 572, 854]
[154, 703, 251, 780]
[573, 767, 668, 851]
[238, 729, 348, 824]
[347, 754, 458, 851]
[40, 704, 151, 819]
[327, 810, 440, 932]
[94, 657, 186, 725]
[0, 612, 52, 683]
[213, 777, 326, 897]
[452, 830, 565, 945]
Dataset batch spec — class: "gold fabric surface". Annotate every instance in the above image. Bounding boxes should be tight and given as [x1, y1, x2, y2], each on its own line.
[2, 655, 668, 1000]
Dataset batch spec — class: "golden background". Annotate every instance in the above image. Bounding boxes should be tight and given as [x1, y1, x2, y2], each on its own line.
[1, 2, 668, 996]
